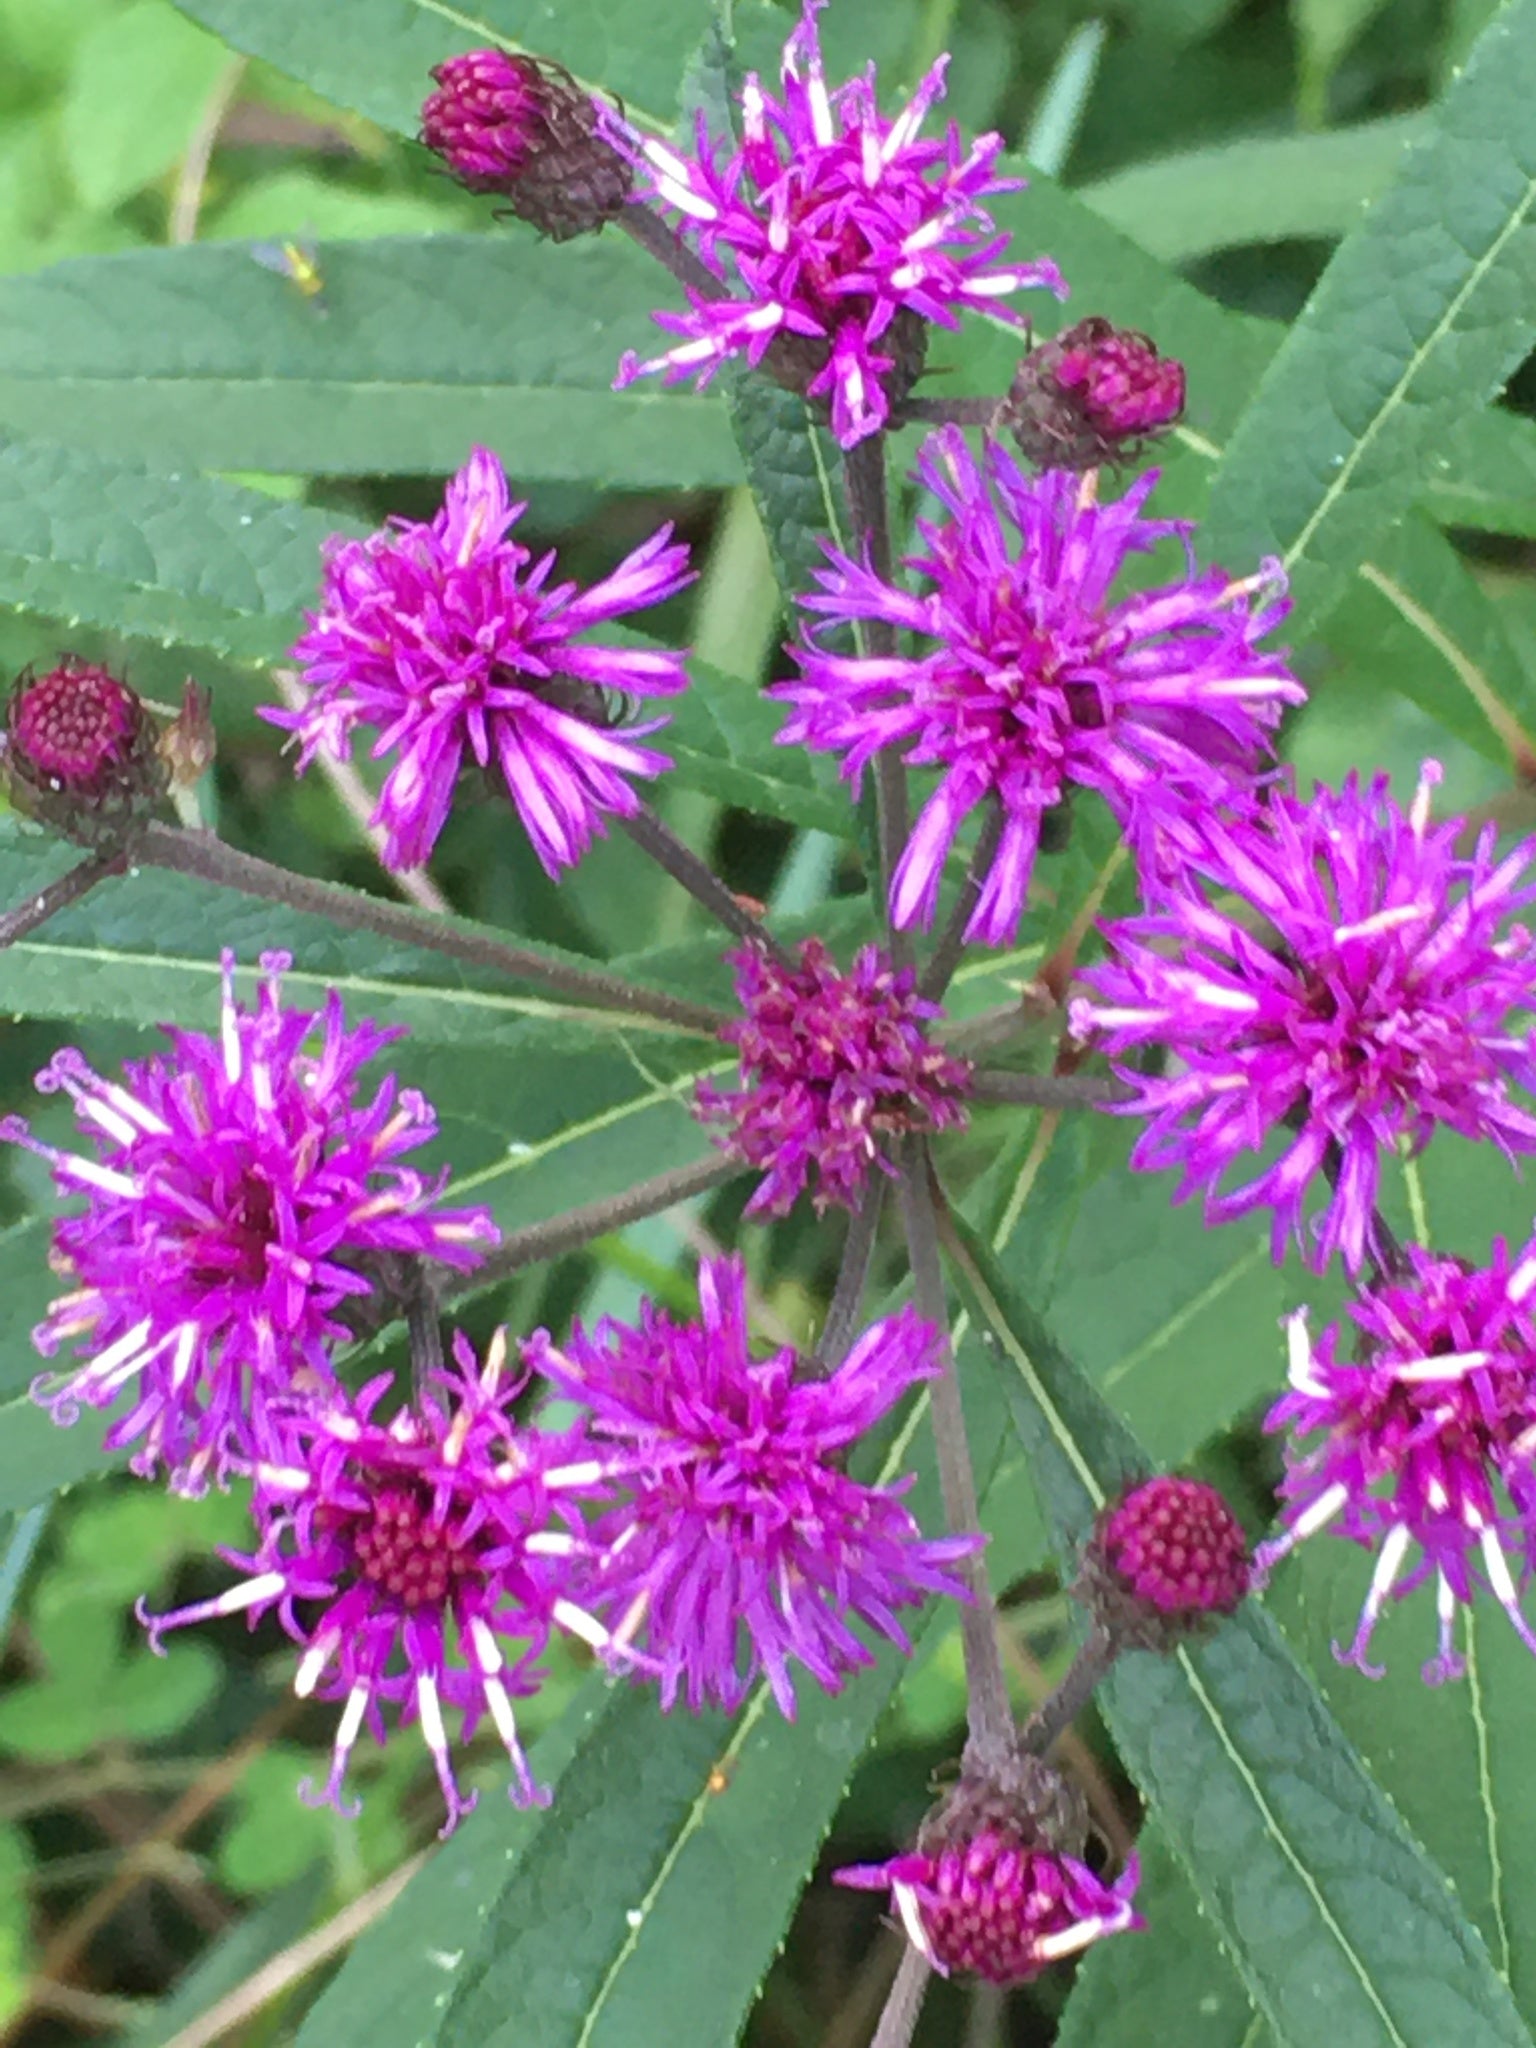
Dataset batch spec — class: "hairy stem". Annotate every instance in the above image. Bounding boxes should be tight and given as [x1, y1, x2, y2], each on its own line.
[901, 395, 1001, 428]
[817, 1178, 887, 1369]
[968, 1069, 1125, 1109]
[447, 1155, 738, 1296]
[620, 806, 794, 965]
[894, 1143, 1017, 1772]
[618, 204, 723, 299]
[870, 1946, 931, 2048]
[842, 436, 912, 963]
[919, 804, 1004, 1001]
[136, 823, 729, 1036]
[0, 849, 125, 950]
[1018, 1624, 1118, 1756]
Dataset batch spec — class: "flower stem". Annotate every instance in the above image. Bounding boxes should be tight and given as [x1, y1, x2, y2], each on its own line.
[894, 1141, 1017, 1772]
[618, 204, 724, 299]
[919, 803, 1004, 1001]
[135, 823, 729, 1036]
[901, 395, 1001, 428]
[446, 1155, 739, 1296]
[619, 805, 794, 964]
[968, 1070, 1125, 1109]
[871, 1946, 931, 2048]
[817, 1178, 887, 1369]
[1018, 1624, 1119, 1755]
[0, 849, 125, 950]
[841, 436, 911, 963]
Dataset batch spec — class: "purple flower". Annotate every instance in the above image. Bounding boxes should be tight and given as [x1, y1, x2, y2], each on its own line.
[695, 938, 971, 1216]
[527, 1256, 975, 1715]
[836, 1833, 1141, 1984]
[2, 953, 495, 1491]
[610, 0, 1064, 447]
[270, 446, 694, 874]
[1254, 1243, 1536, 1683]
[1072, 764, 1536, 1272]
[775, 430, 1300, 945]
[137, 1330, 616, 1833]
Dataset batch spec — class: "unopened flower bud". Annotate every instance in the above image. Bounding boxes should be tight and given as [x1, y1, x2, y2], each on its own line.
[421, 50, 632, 241]
[159, 681, 216, 792]
[2, 657, 165, 846]
[836, 1754, 1141, 1984]
[1076, 1474, 1250, 1652]
[1001, 317, 1185, 471]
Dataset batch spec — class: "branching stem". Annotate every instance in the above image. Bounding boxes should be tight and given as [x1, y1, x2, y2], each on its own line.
[817, 1178, 887, 1370]
[620, 806, 793, 965]
[1018, 1624, 1119, 1755]
[618, 204, 724, 299]
[0, 849, 125, 951]
[920, 804, 1004, 1001]
[968, 1069, 1125, 1109]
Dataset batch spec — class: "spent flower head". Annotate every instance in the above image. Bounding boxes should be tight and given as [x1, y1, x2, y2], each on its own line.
[271, 445, 693, 873]
[1072, 763, 1536, 1272]
[4, 953, 494, 1490]
[1002, 316, 1186, 472]
[695, 938, 971, 1216]
[776, 428, 1299, 944]
[528, 1255, 975, 1715]
[836, 1757, 1141, 1984]
[610, 0, 1064, 447]
[138, 1330, 617, 1833]
[421, 50, 632, 238]
[1256, 1243, 1536, 1683]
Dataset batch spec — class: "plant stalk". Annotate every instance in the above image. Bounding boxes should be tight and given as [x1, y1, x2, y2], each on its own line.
[919, 803, 1004, 1001]
[968, 1070, 1125, 1109]
[620, 806, 794, 965]
[816, 1178, 887, 1369]
[1018, 1623, 1119, 1755]
[870, 1946, 931, 2048]
[618, 203, 725, 299]
[0, 849, 125, 951]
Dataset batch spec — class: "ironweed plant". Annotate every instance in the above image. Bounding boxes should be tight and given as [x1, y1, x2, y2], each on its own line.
[1, 1, 1536, 2044]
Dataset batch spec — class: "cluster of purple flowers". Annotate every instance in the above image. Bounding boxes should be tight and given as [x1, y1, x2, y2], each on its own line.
[10, 0, 1531, 2008]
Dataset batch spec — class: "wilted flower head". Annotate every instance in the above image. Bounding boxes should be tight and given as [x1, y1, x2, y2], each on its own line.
[138, 1331, 616, 1832]
[1077, 1473, 1249, 1651]
[836, 1757, 1141, 1983]
[1072, 764, 1536, 1272]
[3, 953, 494, 1490]
[2, 657, 163, 844]
[1002, 317, 1186, 472]
[695, 938, 971, 1216]
[270, 446, 693, 873]
[610, 0, 1064, 446]
[1255, 1243, 1536, 1683]
[776, 429, 1298, 944]
[528, 1256, 975, 1715]
[421, 50, 631, 238]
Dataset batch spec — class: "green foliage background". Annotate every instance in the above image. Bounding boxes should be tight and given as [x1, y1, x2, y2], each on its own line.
[0, 0, 1534, 2042]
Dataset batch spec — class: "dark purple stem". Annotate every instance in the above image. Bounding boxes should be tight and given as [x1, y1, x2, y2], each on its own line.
[901, 395, 1001, 428]
[0, 849, 126, 950]
[619, 806, 794, 966]
[816, 1178, 887, 1371]
[1018, 1624, 1119, 1756]
[968, 1070, 1126, 1109]
[446, 1154, 738, 1297]
[618, 204, 724, 299]
[894, 1141, 1016, 1773]
[136, 822, 729, 1037]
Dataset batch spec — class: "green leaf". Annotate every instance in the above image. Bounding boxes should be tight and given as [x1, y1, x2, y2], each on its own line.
[1080, 116, 1419, 265]
[1059, 1822, 1269, 2048]
[62, 0, 228, 212]
[172, 0, 719, 138]
[0, 238, 740, 487]
[1291, 0, 1396, 124]
[945, 1221, 1534, 2048]
[1202, 0, 1536, 634]
[1424, 409, 1536, 539]
[0, 1393, 117, 1516]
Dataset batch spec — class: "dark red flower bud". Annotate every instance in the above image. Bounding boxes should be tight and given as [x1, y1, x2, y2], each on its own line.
[421, 50, 632, 241]
[835, 1755, 1141, 1984]
[3, 658, 165, 845]
[1002, 317, 1186, 472]
[1077, 1474, 1250, 1652]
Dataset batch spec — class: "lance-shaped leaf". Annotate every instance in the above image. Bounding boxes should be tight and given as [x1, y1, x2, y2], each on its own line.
[944, 1219, 1533, 2048]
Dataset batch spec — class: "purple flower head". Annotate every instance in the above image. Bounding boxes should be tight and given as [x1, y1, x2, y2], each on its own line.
[270, 446, 694, 874]
[836, 1834, 1142, 1984]
[1002, 316, 1186, 473]
[2, 656, 166, 845]
[609, 0, 1064, 447]
[1072, 764, 1536, 1273]
[527, 1255, 976, 1715]
[775, 430, 1300, 945]
[137, 1329, 618, 1833]
[1255, 1244, 1536, 1684]
[2, 953, 495, 1491]
[1077, 1473, 1250, 1652]
[695, 938, 971, 1216]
